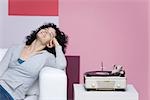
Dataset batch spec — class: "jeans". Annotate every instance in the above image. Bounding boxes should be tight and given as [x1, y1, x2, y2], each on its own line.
[0, 85, 14, 100]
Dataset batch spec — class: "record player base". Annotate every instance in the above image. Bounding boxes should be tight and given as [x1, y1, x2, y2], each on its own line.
[74, 84, 138, 100]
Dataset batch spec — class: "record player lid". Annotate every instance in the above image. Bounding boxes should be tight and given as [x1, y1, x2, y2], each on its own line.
[84, 71, 125, 77]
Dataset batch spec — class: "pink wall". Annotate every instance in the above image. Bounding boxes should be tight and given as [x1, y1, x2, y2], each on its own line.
[59, 0, 148, 100]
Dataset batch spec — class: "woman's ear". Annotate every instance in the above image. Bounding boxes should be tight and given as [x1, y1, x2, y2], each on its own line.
[46, 40, 54, 48]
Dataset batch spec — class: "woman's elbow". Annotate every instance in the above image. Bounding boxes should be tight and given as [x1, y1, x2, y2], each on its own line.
[56, 62, 67, 70]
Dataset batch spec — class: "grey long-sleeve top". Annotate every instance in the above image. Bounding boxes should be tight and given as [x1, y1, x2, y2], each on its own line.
[0, 44, 67, 100]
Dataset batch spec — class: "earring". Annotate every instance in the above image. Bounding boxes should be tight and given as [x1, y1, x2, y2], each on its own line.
[47, 40, 54, 48]
[47, 44, 53, 48]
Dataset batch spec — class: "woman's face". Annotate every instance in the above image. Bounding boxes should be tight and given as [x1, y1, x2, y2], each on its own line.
[37, 27, 56, 45]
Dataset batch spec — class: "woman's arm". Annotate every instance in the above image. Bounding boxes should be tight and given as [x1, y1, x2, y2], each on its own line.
[55, 45, 67, 69]
[46, 45, 67, 70]
[0, 47, 13, 77]
[46, 38, 67, 70]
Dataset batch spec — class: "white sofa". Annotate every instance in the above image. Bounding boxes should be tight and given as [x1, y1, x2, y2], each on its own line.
[0, 49, 67, 100]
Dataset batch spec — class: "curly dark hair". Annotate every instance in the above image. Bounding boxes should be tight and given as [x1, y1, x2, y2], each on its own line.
[25, 23, 68, 56]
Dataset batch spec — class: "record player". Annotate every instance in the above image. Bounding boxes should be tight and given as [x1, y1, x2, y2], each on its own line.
[84, 63, 127, 91]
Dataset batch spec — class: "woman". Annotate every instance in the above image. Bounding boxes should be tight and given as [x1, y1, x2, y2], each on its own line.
[0, 23, 68, 100]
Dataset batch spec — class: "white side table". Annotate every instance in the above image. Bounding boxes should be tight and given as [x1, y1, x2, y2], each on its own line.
[74, 84, 138, 100]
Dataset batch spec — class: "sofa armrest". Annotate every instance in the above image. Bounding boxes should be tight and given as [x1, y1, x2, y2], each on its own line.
[39, 67, 67, 100]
